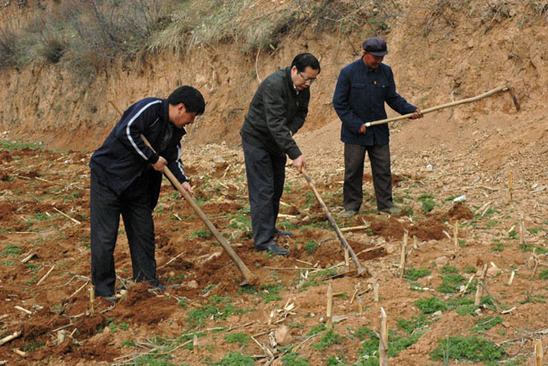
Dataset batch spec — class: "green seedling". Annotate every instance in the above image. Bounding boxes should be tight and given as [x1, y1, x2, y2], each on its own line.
[212, 352, 254, 365]
[304, 240, 318, 255]
[472, 315, 503, 333]
[430, 336, 505, 363]
[281, 351, 309, 366]
[414, 296, 446, 314]
[405, 268, 431, 281]
[1, 244, 22, 257]
[224, 332, 250, 347]
[311, 328, 343, 351]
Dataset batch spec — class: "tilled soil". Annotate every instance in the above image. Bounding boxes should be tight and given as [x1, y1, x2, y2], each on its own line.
[1, 132, 547, 365]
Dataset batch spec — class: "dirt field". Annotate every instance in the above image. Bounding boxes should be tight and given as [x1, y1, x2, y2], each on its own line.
[1, 102, 547, 365]
[1, 0, 548, 365]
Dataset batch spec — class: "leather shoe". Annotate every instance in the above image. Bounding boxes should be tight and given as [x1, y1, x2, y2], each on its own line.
[275, 228, 293, 237]
[257, 242, 290, 256]
[154, 284, 167, 292]
[341, 209, 358, 217]
[103, 295, 118, 303]
[378, 207, 402, 215]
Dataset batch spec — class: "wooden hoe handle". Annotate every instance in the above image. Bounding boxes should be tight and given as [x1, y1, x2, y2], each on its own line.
[142, 135, 259, 286]
[302, 168, 367, 274]
[365, 86, 517, 127]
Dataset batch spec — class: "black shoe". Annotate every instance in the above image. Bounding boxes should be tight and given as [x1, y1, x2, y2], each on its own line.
[257, 242, 290, 256]
[103, 295, 118, 303]
[155, 284, 167, 292]
[275, 228, 293, 237]
[341, 210, 359, 217]
[378, 207, 402, 215]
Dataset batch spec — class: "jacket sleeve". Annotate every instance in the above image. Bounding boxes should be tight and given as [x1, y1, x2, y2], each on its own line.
[165, 142, 189, 184]
[332, 67, 364, 134]
[263, 80, 302, 159]
[384, 67, 417, 115]
[113, 100, 161, 164]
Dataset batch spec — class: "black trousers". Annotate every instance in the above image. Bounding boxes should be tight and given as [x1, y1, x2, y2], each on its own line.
[242, 139, 286, 249]
[343, 143, 393, 212]
[90, 171, 159, 297]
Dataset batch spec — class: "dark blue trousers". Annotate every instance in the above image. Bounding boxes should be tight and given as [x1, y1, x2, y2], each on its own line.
[343, 143, 393, 212]
[242, 139, 286, 249]
[90, 171, 159, 297]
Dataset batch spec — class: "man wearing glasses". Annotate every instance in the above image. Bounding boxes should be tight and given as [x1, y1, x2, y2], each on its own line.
[240, 53, 321, 256]
[333, 37, 423, 217]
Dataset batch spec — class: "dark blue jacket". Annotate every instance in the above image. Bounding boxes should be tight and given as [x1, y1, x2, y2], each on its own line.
[90, 98, 188, 202]
[333, 59, 417, 146]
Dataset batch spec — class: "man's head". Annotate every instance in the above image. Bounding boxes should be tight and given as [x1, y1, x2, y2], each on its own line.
[362, 37, 388, 70]
[290, 53, 321, 91]
[168, 86, 205, 128]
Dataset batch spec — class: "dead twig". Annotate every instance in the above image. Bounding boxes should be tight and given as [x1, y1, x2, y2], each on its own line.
[36, 265, 56, 286]
[0, 331, 22, 346]
[53, 207, 81, 225]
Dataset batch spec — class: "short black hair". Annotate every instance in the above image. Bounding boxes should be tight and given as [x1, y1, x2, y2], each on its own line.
[168, 86, 205, 115]
[291, 53, 321, 74]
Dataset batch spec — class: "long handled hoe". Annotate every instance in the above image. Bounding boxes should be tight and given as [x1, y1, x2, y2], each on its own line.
[363, 85, 520, 128]
[302, 168, 368, 275]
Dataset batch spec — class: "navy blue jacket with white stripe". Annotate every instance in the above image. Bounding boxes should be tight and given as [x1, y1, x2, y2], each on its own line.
[90, 98, 188, 200]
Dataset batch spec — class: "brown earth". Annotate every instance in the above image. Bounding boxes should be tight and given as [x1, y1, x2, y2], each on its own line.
[1, 0, 548, 365]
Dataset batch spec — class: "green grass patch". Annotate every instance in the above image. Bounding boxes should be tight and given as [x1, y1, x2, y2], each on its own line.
[307, 324, 326, 337]
[472, 315, 503, 333]
[520, 292, 546, 304]
[414, 296, 446, 314]
[355, 326, 426, 363]
[212, 352, 254, 365]
[437, 273, 467, 294]
[417, 193, 436, 213]
[185, 295, 249, 328]
[430, 336, 505, 363]
[440, 265, 458, 274]
[311, 328, 343, 351]
[224, 332, 250, 347]
[121, 339, 136, 347]
[189, 228, 212, 239]
[0, 139, 42, 151]
[23, 340, 45, 352]
[281, 351, 309, 365]
[304, 240, 318, 255]
[1, 244, 22, 257]
[405, 268, 431, 281]
[397, 314, 431, 334]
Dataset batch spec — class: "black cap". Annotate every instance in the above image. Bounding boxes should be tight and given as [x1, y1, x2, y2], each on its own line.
[362, 37, 388, 56]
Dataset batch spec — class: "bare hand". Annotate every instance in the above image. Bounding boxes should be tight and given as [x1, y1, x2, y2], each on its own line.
[411, 109, 424, 119]
[292, 155, 306, 173]
[152, 156, 167, 172]
[359, 124, 366, 134]
[181, 181, 193, 196]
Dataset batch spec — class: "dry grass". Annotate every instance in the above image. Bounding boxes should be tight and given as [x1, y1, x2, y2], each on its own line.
[9, 0, 543, 79]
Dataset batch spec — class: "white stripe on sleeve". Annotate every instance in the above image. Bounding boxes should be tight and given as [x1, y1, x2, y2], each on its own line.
[126, 100, 162, 160]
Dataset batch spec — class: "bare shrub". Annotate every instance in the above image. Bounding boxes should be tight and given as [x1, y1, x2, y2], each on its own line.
[0, 25, 23, 70]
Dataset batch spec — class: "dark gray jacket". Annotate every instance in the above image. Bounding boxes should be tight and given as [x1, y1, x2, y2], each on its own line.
[240, 67, 309, 159]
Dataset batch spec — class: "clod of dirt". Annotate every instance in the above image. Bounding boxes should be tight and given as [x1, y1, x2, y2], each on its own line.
[446, 203, 474, 220]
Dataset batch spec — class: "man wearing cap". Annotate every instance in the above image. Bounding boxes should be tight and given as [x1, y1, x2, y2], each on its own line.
[333, 37, 423, 216]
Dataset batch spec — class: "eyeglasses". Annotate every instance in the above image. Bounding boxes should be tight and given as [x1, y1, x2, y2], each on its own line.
[298, 71, 317, 84]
